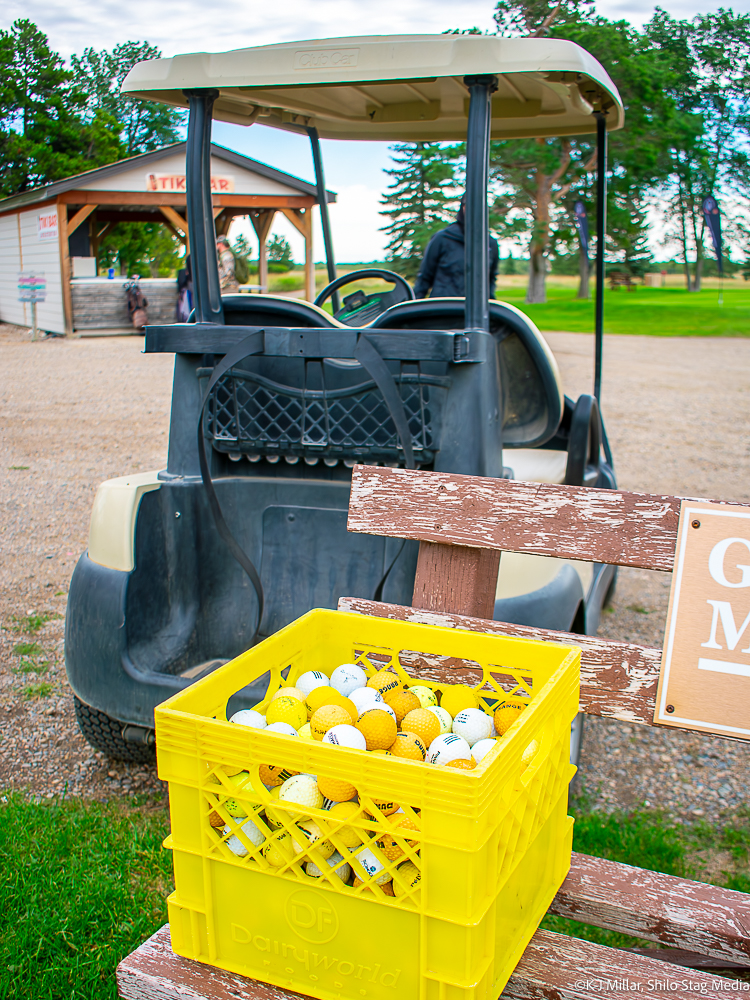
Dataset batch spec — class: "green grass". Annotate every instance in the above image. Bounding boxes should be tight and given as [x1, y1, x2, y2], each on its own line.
[10, 612, 62, 636]
[497, 282, 750, 336]
[0, 794, 171, 1000]
[1, 793, 747, 998]
[13, 642, 43, 657]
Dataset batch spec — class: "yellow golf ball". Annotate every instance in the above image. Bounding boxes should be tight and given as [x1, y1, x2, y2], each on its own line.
[439, 684, 479, 718]
[266, 696, 307, 730]
[408, 685, 438, 708]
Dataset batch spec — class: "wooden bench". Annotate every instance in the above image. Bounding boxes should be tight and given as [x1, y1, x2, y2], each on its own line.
[608, 270, 639, 291]
[118, 467, 750, 1000]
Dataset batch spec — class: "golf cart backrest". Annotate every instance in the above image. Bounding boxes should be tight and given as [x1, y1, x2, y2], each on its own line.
[376, 298, 564, 449]
[201, 296, 562, 469]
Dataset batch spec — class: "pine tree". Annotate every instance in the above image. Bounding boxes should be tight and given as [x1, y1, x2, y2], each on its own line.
[72, 42, 185, 157]
[0, 20, 120, 196]
[379, 143, 458, 280]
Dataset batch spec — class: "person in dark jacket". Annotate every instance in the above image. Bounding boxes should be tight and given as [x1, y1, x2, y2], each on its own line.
[413, 197, 499, 299]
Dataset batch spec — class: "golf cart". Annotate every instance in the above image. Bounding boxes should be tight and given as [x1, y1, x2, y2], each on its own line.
[65, 34, 624, 762]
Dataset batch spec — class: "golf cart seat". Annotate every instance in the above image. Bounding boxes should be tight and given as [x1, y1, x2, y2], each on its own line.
[221, 294, 345, 329]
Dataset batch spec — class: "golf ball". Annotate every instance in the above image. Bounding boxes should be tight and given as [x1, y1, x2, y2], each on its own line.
[349, 687, 383, 713]
[471, 738, 497, 762]
[229, 709, 266, 728]
[330, 663, 367, 696]
[452, 708, 494, 747]
[427, 733, 472, 765]
[425, 705, 453, 734]
[223, 816, 265, 856]
[408, 685, 438, 708]
[296, 671, 330, 696]
[279, 774, 324, 810]
[265, 721, 298, 736]
[322, 724, 367, 750]
[306, 850, 351, 883]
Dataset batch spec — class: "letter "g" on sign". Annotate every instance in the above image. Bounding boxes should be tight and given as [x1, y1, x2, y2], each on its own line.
[708, 538, 750, 588]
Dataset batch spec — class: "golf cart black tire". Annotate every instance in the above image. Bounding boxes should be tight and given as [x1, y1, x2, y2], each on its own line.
[73, 696, 156, 763]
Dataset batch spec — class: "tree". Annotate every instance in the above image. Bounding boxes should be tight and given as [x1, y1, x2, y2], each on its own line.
[0, 20, 121, 196]
[646, 9, 750, 290]
[380, 142, 458, 280]
[72, 42, 186, 157]
[97, 222, 184, 277]
[266, 234, 294, 272]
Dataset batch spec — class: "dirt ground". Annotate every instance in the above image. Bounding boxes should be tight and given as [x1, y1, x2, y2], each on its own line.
[0, 323, 749, 819]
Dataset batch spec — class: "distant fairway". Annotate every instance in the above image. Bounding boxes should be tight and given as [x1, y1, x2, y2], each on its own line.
[494, 276, 750, 337]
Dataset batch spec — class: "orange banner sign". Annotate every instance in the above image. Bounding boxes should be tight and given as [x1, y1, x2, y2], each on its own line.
[145, 174, 235, 193]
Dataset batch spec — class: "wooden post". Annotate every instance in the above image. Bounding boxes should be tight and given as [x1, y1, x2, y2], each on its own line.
[251, 210, 274, 293]
[411, 541, 500, 620]
[57, 201, 74, 336]
[159, 207, 189, 254]
[281, 207, 314, 301]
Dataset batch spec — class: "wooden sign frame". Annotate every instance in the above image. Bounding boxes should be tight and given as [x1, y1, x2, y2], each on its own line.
[655, 499, 750, 738]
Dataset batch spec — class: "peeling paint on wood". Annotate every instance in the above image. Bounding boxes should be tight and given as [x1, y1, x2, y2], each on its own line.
[347, 466, 706, 571]
[117, 925, 313, 1000]
[504, 928, 739, 999]
[117, 925, 739, 1000]
[552, 854, 750, 965]
[338, 598, 662, 726]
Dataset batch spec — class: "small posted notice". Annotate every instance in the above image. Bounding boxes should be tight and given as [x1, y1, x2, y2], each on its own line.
[655, 500, 750, 738]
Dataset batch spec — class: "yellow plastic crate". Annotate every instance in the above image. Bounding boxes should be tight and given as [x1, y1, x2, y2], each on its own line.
[156, 609, 580, 1000]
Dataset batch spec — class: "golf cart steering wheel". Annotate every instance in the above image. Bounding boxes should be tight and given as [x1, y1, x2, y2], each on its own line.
[314, 269, 414, 326]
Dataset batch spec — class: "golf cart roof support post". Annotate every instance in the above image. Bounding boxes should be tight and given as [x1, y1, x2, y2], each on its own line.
[184, 89, 224, 325]
[594, 110, 607, 404]
[307, 126, 340, 313]
[464, 76, 497, 333]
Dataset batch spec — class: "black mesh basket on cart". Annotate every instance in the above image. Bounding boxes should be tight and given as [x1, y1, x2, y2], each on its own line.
[199, 360, 450, 466]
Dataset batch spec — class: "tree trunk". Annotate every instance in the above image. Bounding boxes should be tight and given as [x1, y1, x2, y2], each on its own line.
[576, 250, 590, 299]
[526, 248, 547, 303]
[693, 256, 703, 292]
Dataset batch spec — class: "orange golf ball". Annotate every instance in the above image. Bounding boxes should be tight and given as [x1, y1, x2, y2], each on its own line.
[310, 704, 351, 740]
[386, 689, 420, 722]
[355, 708, 397, 751]
[401, 708, 440, 746]
[388, 731, 427, 761]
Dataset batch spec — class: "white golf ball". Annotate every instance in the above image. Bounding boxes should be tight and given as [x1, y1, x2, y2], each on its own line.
[349, 687, 383, 713]
[278, 774, 324, 810]
[322, 724, 367, 750]
[223, 816, 265, 856]
[229, 709, 266, 728]
[471, 738, 498, 762]
[330, 663, 367, 697]
[425, 705, 452, 734]
[427, 733, 472, 765]
[452, 708, 494, 747]
[296, 671, 330, 696]
[265, 721, 298, 736]
[306, 850, 351, 883]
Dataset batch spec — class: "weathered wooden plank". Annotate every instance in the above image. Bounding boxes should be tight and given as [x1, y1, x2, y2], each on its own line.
[117, 925, 313, 1000]
[504, 928, 739, 999]
[348, 465, 689, 571]
[117, 925, 738, 1000]
[412, 542, 501, 618]
[338, 598, 662, 726]
[552, 854, 750, 966]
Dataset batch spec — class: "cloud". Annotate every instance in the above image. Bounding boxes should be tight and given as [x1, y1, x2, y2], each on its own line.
[4, 0, 496, 58]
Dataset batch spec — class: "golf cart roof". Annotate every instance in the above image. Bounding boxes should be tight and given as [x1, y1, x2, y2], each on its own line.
[123, 33, 624, 141]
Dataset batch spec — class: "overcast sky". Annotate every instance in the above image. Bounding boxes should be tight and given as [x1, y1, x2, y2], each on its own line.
[6, 0, 748, 261]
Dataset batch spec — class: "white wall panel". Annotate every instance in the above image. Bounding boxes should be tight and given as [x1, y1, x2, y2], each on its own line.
[17, 207, 65, 334]
[0, 213, 27, 327]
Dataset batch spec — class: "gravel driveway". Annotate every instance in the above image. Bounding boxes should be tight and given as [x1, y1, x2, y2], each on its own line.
[1, 323, 748, 819]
